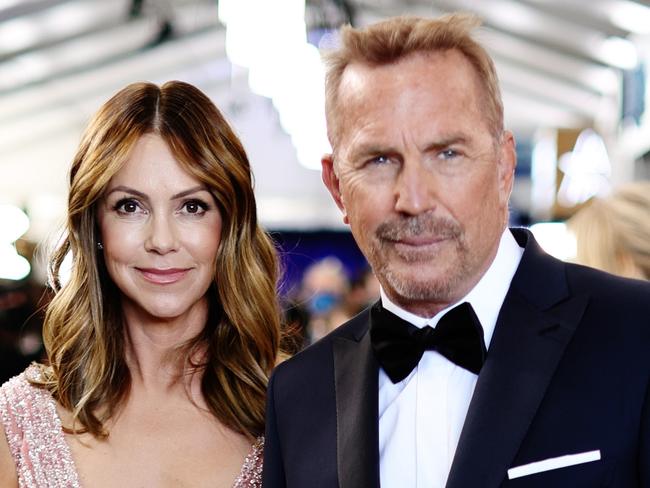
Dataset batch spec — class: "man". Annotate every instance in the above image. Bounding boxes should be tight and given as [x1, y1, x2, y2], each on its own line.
[263, 13, 650, 487]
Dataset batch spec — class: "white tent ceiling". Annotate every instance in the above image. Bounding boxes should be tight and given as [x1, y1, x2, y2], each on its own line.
[0, 0, 647, 238]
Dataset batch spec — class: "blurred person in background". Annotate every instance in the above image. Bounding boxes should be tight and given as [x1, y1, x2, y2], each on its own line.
[0, 81, 281, 487]
[264, 13, 650, 488]
[567, 181, 650, 280]
[300, 256, 350, 343]
[283, 263, 380, 351]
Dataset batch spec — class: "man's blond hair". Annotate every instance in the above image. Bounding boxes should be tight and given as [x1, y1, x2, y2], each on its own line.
[323, 13, 503, 147]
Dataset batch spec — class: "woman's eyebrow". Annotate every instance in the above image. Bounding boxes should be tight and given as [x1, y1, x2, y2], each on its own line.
[170, 186, 208, 199]
[104, 185, 208, 200]
[104, 186, 148, 200]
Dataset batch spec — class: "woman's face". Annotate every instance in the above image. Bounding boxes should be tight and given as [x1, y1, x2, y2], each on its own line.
[97, 134, 222, 323]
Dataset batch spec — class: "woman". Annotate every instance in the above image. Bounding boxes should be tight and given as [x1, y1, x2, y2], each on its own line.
[567, 181, 650, 280]
[0, 81, 281, 487]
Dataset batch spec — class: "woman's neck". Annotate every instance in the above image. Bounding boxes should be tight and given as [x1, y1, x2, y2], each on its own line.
[121, 297, 209, 392]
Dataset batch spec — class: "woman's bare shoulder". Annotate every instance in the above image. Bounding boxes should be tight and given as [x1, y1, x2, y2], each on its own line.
[0, 421, 18, 487]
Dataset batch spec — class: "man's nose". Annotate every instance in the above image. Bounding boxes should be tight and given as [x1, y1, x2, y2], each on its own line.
[394, 159, 437, 216]
[144, 214, 179, 254]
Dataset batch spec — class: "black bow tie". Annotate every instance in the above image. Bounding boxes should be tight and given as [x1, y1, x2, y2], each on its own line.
[370, 301, 487, 383]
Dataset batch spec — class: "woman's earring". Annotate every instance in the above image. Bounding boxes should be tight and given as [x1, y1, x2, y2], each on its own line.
[97, 242, 104, 250]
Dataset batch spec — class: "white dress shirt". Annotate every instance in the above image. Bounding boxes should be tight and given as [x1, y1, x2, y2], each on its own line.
[378, 229, 524, 488]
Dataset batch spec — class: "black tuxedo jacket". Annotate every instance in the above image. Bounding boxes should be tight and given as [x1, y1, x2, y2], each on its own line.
[263, 228, 650, 487]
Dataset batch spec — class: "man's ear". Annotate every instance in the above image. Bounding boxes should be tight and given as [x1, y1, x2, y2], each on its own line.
[321, 153, 348, 224]
[497, 131, 517, 205]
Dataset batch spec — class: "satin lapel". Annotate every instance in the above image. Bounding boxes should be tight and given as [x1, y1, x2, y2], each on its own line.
[333, 320, 380, 488]
[446, 285, 589, 488]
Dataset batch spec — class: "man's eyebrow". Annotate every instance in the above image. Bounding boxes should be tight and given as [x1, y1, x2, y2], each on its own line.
[422, 136, 469, 152]
[349, 143, 398, 159]
[349, 135, 470, 158]
[104, 185, 209, 200]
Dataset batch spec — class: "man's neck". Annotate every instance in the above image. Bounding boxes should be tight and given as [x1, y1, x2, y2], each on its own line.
[380, 227, 524, 350]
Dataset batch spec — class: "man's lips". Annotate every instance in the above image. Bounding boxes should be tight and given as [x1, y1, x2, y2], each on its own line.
[388, 235, 449, 247]
[136, 268, 191, 284]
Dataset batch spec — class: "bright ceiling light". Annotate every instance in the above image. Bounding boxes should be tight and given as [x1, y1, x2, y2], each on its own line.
[0, 243, 31, 281]
[600, 36, 638, 70]
[608, 0, 650, 35]
[219, 0, 329, 170]
[557, 128, 612, 207]
[0, 53, 50, 90]
[220, 0, 306, 69]
[0, 18, 40, 54]
[0, 204, 29, 243]
[0, 205, 31, 280]
[489, 1, 539, 31]
[42, 2, 96, 38]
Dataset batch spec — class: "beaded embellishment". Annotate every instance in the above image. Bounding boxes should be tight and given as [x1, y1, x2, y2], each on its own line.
[0, 365, 81, 487]
[233, 436, 264, 488]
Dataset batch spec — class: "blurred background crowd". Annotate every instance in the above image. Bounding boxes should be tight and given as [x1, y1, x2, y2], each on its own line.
[2, 0, 650, 383]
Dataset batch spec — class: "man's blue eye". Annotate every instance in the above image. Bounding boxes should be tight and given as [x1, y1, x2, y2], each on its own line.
[371, 155, 389, 165]
[440, 149, 459, 159]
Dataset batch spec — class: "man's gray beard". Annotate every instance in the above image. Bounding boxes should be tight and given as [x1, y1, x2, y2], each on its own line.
[368, 213, 470, 303]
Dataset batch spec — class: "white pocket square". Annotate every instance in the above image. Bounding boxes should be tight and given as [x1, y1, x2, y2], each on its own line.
[507, 450, 601, 480]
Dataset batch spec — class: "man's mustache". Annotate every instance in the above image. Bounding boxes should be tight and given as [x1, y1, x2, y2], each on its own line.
[376, 213, 462, 241]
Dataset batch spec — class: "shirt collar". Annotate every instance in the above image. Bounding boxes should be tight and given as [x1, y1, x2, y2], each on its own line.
[380, 228, 523, 348]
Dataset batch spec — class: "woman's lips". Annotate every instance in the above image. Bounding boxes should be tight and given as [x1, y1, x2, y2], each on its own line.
[136, 268, 190, 284]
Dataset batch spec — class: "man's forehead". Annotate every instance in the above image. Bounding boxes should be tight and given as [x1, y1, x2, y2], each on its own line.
[339, 50, 478, 95]
[337, 62, 373, 100]
[330, 49, 494, 153]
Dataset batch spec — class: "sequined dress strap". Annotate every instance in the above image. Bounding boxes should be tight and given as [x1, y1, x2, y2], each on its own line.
[0, 365, 81, 488]
[232, 436, 263, 487]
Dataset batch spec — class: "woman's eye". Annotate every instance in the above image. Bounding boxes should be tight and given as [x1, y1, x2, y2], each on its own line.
[123, 202, 137, 212]
[115, 199, 141, 214]
[183, 200, 208, 215]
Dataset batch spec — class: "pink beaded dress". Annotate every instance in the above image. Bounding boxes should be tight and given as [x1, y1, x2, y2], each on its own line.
[0, 366, 263, 488]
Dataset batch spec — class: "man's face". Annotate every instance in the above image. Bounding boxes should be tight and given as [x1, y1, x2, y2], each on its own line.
[322, 50, 515, 316]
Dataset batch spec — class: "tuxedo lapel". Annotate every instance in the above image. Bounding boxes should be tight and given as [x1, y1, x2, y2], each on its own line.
[333, 309, 380, 488]
[447, 229, 589, 488]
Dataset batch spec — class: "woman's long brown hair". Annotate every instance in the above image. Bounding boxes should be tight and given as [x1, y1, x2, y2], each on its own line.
[38, 81, 281, 438]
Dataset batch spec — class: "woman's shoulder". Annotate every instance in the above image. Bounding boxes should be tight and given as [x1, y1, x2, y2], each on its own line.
[0, 364, 53, 445]
[0, 363, 49, 406]
[0, 364, 50, 487]
[0, 416, 18, 487]
[0, 364, 81, 487]
[232, 436, 264, 488]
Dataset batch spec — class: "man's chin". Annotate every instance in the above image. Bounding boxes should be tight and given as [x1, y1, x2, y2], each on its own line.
[381, 267, 455, 304]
